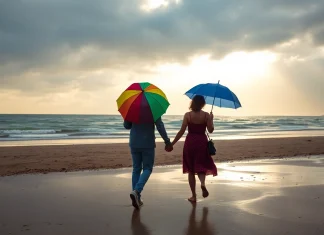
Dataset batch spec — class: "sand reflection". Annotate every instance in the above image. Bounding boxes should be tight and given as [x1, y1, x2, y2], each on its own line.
[131, 209, 151, 235]
[185, 203, 216, 235]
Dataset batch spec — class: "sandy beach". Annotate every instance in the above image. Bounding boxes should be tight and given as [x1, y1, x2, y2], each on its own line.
[0, 156, 323, 235]
[1, 136, 324, 176]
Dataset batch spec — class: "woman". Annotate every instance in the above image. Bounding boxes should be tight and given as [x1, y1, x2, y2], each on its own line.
[171, 95, 217, 202]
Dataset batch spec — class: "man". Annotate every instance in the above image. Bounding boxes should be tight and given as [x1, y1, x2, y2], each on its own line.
[124, 117, 173, 209]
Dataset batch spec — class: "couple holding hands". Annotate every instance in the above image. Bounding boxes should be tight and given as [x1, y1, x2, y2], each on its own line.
[124, 95, 217, 209]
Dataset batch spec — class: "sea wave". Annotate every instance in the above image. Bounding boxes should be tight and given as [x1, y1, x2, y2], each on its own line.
[0, 115, 323, 141]
[230, 125, 250, 129]
[56, 129, 80, 133]
[80, 128, 120, 132]
[9, 134, 69, 139]
[0, 129, 56, 134]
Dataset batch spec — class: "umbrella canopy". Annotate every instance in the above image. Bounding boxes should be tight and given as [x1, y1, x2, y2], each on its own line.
[117, 82, 170, 123]
[185, 81, 242, 110]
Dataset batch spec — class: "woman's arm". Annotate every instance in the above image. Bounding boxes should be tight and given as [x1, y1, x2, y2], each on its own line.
[171, 113, 188, 146]
[206, 112, 214, 133]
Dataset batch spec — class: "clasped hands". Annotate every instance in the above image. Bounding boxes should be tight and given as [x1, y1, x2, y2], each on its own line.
[165, 143, 173, 152]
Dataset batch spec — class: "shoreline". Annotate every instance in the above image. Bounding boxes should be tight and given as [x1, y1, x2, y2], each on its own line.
[1, 136, 324, 177]
[1, 130, 324, 147]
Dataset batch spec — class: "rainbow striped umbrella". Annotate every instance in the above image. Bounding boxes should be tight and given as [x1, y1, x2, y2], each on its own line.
[117, 82, 170, 123]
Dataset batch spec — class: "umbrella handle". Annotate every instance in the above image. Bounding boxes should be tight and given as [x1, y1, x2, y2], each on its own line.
[211, 80, 220, 112]
[211, 95, 216, 112]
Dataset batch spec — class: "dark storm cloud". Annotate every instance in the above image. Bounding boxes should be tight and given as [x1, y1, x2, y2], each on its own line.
[0, 0, 324, 92]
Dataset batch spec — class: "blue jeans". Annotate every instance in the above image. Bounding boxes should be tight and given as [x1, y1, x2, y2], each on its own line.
[131, 148, 155, 194]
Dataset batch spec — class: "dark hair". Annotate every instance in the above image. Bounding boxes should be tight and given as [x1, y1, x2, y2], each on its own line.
[189, 95, 206, 112]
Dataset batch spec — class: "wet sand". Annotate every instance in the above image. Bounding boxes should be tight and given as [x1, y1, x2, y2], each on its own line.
[0, 156, 323, 235]
[1, 136, 324, 176]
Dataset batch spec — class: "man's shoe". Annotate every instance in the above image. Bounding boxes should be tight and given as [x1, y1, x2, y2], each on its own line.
[130, 190, 140, 209]
[139, 198, 143, 207]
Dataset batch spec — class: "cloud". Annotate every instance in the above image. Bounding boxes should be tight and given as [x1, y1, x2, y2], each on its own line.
[1, 0, 323, 70]
[0, 0, 323, 114]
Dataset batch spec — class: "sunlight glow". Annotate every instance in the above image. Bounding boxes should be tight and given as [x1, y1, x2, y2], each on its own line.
[140, 0, 181, 11]
[141, 0, 169, 11]
[150, 51, 277, 90]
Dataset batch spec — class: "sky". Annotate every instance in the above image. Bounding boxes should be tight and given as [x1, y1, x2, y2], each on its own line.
[0, 0, 324, 116]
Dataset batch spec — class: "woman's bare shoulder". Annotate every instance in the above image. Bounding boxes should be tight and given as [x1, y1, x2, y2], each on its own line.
[202, 111, 210, 120]
[183, 112, 190, 122]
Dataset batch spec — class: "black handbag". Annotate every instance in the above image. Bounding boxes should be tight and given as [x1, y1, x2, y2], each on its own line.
[206, 131, 216, 155]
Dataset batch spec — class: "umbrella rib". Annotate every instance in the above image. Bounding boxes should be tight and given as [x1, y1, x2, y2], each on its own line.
[118, 93, 141, 119]
[229, 91, 235, 109]
[143, 93, 155, 120]
[144, 92, 168, 120]
[212, 85, 218, 111]
[230, 91, 239, 109]
[145, 93, 165, 111]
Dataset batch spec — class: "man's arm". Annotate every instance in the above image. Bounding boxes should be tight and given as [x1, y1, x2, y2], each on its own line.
[155, 117, 171, 145]
[123, 120, 132, 130]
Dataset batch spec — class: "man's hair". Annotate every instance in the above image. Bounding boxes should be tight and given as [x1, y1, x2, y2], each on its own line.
[189, 95, 206, 112]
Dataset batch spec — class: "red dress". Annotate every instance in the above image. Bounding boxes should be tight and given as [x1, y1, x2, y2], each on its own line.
[183, 121, 218, 176]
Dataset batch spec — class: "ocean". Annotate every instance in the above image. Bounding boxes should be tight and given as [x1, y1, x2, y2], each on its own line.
[0, 114, 323, 146]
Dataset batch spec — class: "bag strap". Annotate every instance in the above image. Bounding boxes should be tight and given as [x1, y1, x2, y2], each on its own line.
[205, 130, 211, 141]
[205, 112, 211, 140]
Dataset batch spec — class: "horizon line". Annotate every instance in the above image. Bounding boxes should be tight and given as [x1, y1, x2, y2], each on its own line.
[0, 113, 322, 117]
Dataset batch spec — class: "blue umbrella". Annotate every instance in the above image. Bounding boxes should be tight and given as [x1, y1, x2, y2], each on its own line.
[185, 81, 242, 111]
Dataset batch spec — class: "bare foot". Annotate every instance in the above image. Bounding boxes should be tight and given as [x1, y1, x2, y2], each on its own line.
[201, 186, 209, 198]
[188, 196, 197, 202]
